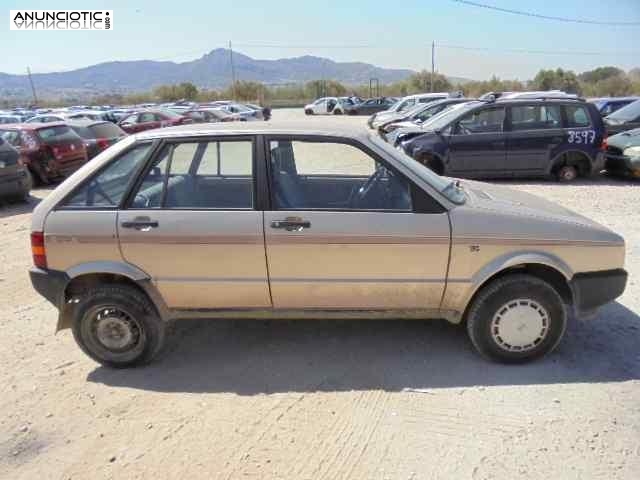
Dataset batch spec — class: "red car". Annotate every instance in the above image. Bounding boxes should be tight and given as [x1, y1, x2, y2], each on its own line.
[118, 109, 192, 134]
[0, 123, 87, 184]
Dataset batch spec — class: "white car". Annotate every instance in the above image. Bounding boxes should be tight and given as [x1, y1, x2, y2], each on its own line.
[304, 97, 353, 115]
[368, 92, 463, 128]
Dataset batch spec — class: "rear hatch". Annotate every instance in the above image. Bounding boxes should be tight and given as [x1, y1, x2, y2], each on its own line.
[36, 125, 86, 165]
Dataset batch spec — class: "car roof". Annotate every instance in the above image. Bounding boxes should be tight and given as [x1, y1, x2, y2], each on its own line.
[134, 121, 370, 141]
[0, 121, 68, 130]
[66, 119, 111, 127]
[404, 93, 449, 99]
[590, 96, 639, 102]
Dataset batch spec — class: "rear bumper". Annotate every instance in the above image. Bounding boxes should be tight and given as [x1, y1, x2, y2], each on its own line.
[0, 170, 30, 195]
[29, 267, 69, 309]
[570, 268, 627, 314]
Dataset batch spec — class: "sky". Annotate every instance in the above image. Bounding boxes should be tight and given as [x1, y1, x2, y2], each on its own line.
[2, 0, 639, 81]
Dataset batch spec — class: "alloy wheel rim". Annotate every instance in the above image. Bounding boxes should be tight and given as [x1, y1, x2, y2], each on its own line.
[490, 299, 549, 352]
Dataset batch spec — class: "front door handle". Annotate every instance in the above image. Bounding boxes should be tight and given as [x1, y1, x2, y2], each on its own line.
[121, 216, 159, 231]
[271, 217, 311, 232]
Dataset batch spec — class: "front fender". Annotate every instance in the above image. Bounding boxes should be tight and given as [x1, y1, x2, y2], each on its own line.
[451, 250, 574, 319]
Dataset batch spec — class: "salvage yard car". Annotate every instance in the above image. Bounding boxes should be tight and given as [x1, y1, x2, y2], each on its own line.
[0, 122, 88, 184]
[118, 109, 193, 134]
[397, 98, 606, 181]
[604, 127, 640, 177]
[29, 123, 627, 368]
[0, 136, 32, 201]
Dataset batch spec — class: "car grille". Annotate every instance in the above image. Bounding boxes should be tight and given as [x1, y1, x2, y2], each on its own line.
[606, 146, 624, 156]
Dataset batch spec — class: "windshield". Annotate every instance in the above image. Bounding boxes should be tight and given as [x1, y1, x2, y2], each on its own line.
[371, 134, 466, 205]
[419, 101, 482, 131]
[606, 99, 640, 122]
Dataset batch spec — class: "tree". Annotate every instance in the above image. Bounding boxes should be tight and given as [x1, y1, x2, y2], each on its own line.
[531, 68, 581, 94]
[578, 66, 624, 84]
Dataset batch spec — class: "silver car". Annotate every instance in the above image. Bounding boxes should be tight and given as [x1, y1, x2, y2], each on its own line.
[29, 123, 627, 367]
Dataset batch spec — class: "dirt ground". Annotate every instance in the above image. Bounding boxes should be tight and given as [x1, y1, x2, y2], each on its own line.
[1, 110, 639, 480]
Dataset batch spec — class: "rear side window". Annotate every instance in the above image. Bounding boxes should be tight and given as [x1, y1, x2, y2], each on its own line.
[510, 105, 561, 130]
[36, 125, 78, 144]
[89, 123, 125, 138]
[130, 140, 254, 210]
[61, 143, 153, 208]
[565, 105, 591, 128]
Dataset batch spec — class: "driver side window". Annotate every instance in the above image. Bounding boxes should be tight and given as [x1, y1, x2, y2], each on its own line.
[455, 107, 505, 134]
[268, 139, 412, 211]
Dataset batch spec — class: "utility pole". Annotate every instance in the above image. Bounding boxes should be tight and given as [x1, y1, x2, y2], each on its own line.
[430, 41, 435, 92]
[229, 41, 237, 100]
[27, 67, 38, 106]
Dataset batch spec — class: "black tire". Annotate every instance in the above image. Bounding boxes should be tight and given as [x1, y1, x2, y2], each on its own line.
[466, 274, 567, 363]
[71, 285, 165, 368]
[19, 170, 33, 202]
[334, 109, 343, 115]
[556, 165, 578, 182]
[304, 109, 313, 115]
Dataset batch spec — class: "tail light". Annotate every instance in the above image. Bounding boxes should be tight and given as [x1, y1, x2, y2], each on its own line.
[51, 146, 62, 159]
[31, 231, 47, 269]
[96, 138, 110, 150]
[600, 133, 608, 151]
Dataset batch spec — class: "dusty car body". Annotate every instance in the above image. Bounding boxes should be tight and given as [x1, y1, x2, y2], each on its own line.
[29, 123, 627, 367]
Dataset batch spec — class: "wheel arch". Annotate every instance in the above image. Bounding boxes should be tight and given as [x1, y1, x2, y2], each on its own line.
[57, 261, 170, 331]
[549, 149, 595, 176]
[457, 252, 574, 324]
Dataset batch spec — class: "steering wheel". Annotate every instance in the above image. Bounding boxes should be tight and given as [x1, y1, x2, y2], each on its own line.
[351, 168, 386, 208]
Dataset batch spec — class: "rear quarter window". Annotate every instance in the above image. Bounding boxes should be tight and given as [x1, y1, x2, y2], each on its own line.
[565, 105, 591, 128]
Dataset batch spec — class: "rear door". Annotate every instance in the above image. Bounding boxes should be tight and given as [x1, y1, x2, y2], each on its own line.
[118, 136, 271, 310]
[263, 137, 450, 310]
[506, 103, 564, 175]
[446, 106, 507, 176]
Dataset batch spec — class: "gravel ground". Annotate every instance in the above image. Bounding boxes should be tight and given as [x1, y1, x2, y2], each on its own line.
[1, 109, 639, 479]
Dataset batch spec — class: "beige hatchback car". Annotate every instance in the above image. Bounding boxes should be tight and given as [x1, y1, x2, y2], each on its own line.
[29, 123, 627, 367]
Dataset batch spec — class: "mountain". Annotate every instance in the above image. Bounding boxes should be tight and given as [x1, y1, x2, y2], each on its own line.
[0, 49, 419, 100]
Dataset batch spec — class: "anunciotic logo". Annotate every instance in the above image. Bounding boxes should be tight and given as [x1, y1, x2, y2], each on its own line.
[10, 10, 113, 30]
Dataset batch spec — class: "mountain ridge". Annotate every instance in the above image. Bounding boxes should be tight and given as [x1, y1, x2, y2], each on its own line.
[0, 49, 469, 100]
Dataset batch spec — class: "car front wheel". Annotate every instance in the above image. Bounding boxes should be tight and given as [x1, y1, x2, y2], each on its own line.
[466, 274, 567, 363]
[71, 285, 165, 368]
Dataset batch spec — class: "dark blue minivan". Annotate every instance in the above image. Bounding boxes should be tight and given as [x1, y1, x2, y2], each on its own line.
[396, 98, 606, 182]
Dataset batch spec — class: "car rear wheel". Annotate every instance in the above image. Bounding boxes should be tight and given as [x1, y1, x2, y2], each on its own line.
[556, 165, 578, 182]
[71, 285, 165, 368]
[334, 109, 343, 115]
[466, 274, 567, 363]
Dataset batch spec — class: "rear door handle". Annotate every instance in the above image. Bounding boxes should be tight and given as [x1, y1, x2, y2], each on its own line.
[121, 217, 159, 231]
[271, 217, 311, 232]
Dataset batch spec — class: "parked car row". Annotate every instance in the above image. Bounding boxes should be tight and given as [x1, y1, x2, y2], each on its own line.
[361, 91, 640, 181]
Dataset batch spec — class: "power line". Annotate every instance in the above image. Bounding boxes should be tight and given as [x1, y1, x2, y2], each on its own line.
[437, 43, 639, 56]
[450, 0, 640, 26]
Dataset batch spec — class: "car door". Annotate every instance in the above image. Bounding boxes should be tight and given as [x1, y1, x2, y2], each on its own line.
[119, 113, 140, 133]
[313, 99, 328, 114]
[506, 104, 564, 175]
[138, 112, 160, 131]
[446, 106, 507, 176]
[118, 136, 271, 310]
[263, 137, 450, 310]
